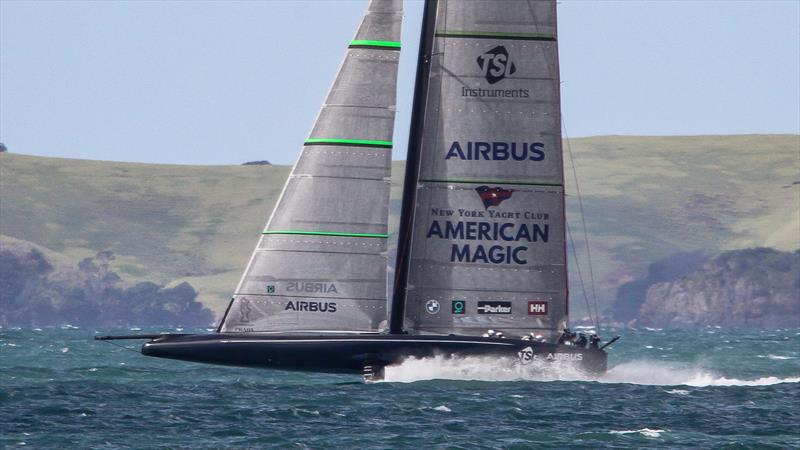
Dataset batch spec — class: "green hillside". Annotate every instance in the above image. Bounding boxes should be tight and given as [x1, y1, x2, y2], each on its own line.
[1, 134, 798, 319]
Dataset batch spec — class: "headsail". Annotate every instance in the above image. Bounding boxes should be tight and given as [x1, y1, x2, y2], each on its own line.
[220, 0, 403, 333]
[395, 0, 567, 339]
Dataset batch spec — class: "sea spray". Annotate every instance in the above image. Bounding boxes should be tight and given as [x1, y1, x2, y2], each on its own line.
[384, 356, 800, 387]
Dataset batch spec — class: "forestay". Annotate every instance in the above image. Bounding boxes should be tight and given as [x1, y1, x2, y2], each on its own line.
[402, 0, 567, 339]
[220, 0, 402, 333]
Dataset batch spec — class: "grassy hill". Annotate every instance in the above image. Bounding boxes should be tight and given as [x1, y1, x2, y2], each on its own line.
[1, 134, 798, 319]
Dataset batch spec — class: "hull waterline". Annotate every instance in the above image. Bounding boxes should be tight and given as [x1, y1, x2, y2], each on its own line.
[140, 333, 608, 376]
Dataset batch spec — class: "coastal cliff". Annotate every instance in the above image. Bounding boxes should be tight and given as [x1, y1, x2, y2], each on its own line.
[633, 248, 799, 328]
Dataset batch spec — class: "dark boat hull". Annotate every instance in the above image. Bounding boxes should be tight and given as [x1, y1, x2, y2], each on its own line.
[141, 334, 607, 376]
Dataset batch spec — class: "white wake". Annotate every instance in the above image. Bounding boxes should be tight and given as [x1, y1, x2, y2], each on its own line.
[381, 355, 800, 387]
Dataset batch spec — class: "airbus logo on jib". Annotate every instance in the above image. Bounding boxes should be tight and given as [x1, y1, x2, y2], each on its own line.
[477, 45, 516, 84]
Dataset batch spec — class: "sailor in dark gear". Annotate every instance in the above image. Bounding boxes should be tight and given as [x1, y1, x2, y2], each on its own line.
[557, 328, 576, 345]
[589, 334, 601, 350]
[575, 333, 588, 348]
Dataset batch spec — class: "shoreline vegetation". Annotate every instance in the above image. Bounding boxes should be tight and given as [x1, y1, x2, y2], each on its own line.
[1, 135, 798, 327]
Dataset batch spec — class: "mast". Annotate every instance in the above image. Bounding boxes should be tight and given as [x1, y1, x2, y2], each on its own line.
[390, 0, 439, 334]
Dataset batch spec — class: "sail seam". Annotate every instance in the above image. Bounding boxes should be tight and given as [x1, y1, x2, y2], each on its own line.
[262, 230, 388, 238]
[420, 178, 563, 187]
[234, 293, 386, 302]
[211, 340, 514, 346]
[304, 138, 392, 148]
[418, 326, 558, 330]
[416, 288, 562, 294]
[254, 248, 386, 257]
[289, 174, 390, 182]
[435, 31, 556, 41]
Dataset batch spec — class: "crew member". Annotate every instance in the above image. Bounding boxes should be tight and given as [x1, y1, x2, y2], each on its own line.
[575, 333, 588, 348]
[589, 334, 601, 350]
[557, 328, 576, 345]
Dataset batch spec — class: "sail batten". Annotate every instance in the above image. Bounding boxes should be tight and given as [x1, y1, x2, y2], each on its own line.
[304, 138, 393, 148]
[262, 231, 389, 238]
[220, 0, 402, 334]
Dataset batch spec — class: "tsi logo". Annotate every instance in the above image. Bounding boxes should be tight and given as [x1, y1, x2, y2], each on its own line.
[477, 45, 516, 84]
[528, 301, 548, 316]
[518, 346, 534, 365]
[426, 299, 441, 314]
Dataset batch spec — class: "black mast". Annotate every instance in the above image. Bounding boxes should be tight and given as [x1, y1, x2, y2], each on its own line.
[389, 0, 438, 334]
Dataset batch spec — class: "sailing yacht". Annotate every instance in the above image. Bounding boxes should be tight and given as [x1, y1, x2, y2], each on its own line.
[99, 0, 614, 379]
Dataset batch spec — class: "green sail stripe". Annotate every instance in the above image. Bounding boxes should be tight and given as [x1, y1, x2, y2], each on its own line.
[262, 230, 388, 238]
[420, 178, 563, 187]
[349, 40, 401, 48]
[435, 30, 556, 41]
[304, 138, 392, 148]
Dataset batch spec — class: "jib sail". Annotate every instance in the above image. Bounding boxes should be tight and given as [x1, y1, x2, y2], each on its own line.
[395, 0, 567, 339]
[220, 0, 402, 333]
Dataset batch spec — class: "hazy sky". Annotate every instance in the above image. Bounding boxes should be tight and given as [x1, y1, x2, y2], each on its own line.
[1, 0, 798, 165]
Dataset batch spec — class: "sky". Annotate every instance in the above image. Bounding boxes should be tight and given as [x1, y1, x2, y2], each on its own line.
[1, 0, 798, 166]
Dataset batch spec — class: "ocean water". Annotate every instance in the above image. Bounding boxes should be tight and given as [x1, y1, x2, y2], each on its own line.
[1, 327, 798, 449]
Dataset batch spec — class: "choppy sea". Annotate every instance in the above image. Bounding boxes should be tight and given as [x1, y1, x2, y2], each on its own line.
[1, 327, 798, 449]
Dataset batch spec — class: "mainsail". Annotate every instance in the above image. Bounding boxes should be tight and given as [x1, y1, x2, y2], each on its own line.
[220, 0, 403, 333]
[394, 0, 567, 339]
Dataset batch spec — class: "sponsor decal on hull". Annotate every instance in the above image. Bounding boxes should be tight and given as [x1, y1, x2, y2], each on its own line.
[518, 347, 584, 364]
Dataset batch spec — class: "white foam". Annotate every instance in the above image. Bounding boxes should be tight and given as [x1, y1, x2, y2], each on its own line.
[684, 374, 800, 387]
[433, 405, 451, 412]
[664, 389, 690, 395]
[610, 428, 665, 438]
[766, 354, 794, 360]
[603, 361, 800, 387]
[382, 356, 800, 387]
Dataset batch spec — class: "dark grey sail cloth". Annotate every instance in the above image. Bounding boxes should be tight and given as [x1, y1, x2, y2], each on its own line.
[401, 0, 567, 339]
[220, 0, 402, 333]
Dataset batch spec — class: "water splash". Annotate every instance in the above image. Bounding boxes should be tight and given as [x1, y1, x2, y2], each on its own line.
[609, 428, 666, 438]
[603, 361, 800, 387]
[382, 356, 800, 387]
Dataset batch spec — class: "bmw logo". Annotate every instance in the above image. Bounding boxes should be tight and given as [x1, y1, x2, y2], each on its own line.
[425, 299, 440, 314]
